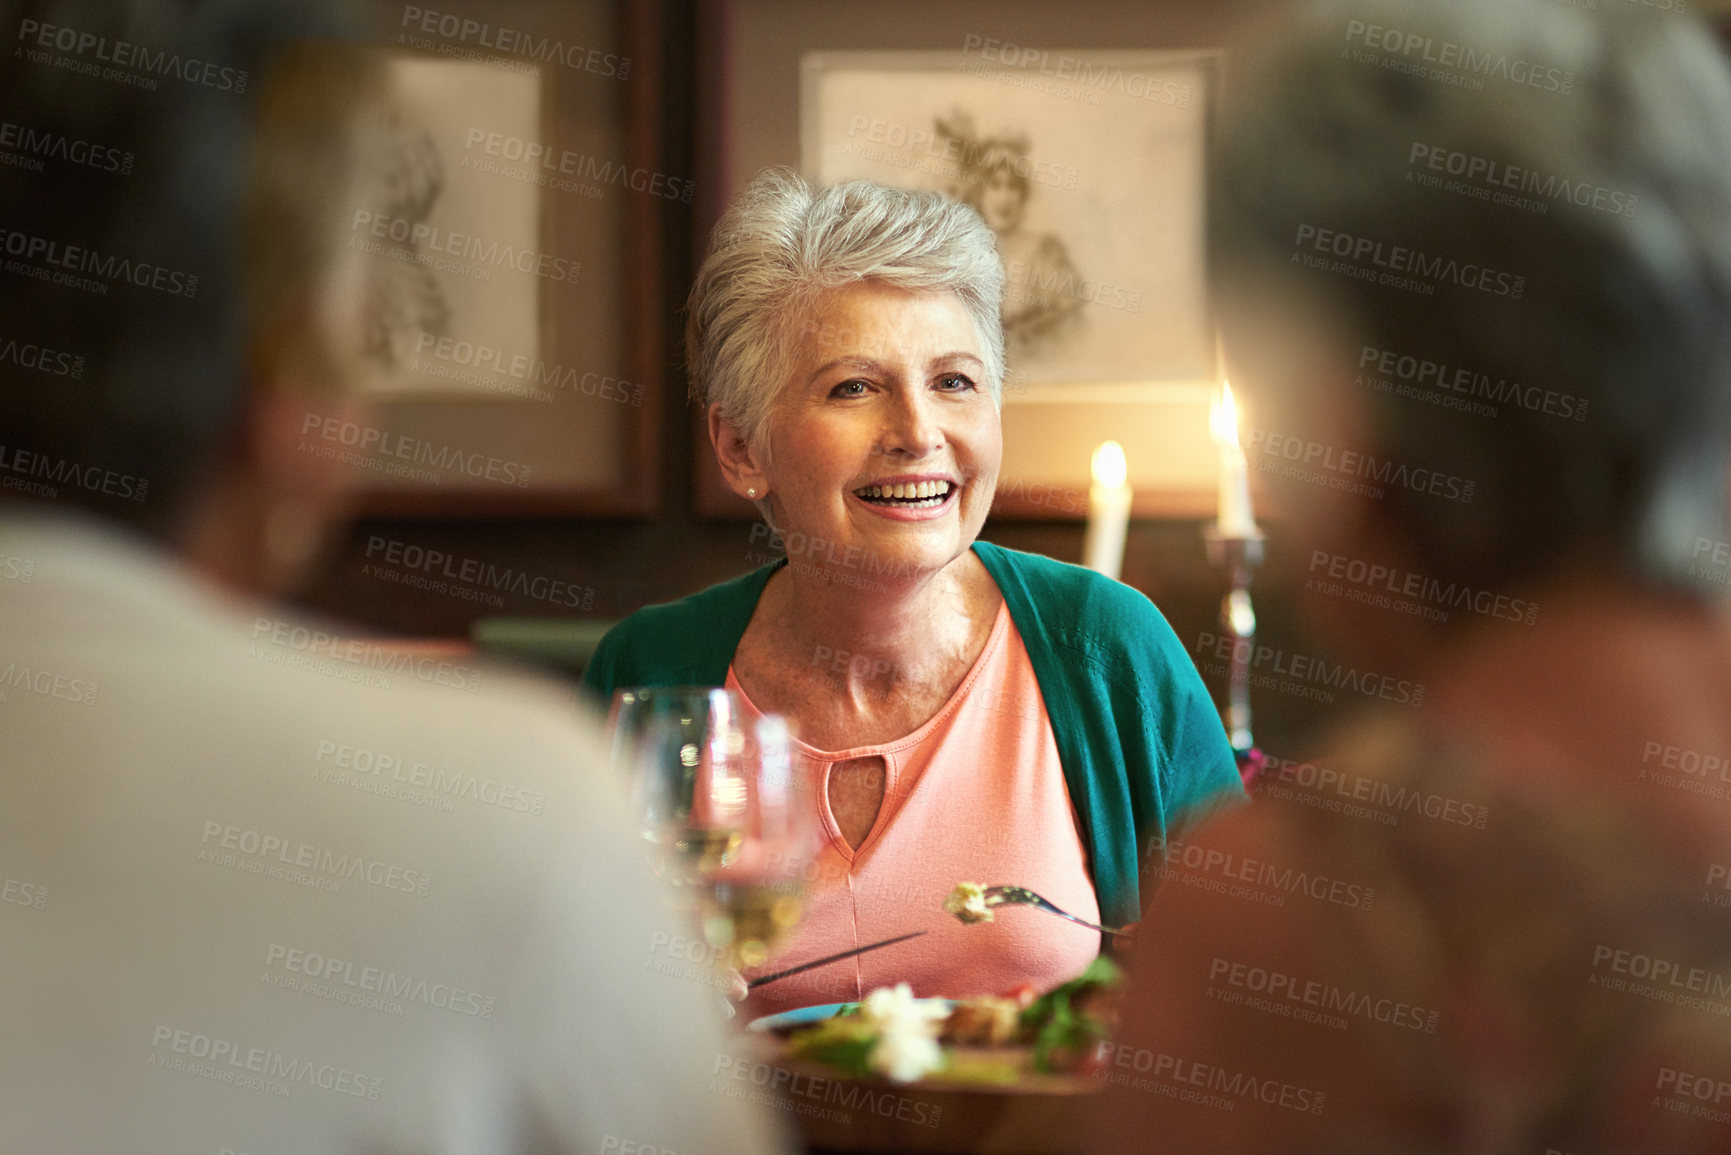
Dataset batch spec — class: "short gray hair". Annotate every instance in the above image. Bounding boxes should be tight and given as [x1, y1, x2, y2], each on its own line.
[1216, 0, 1731, 598]
[686, 168, 1006, 455]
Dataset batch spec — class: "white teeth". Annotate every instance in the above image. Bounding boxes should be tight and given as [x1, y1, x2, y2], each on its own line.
[856, 481, 953, 501]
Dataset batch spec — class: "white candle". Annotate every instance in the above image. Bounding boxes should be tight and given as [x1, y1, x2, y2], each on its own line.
[1211, 382, 1257, 538]
[1083, 440, 1132, 581]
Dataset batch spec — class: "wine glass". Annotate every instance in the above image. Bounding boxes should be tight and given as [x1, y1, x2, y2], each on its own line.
[608, 687, 814, 970]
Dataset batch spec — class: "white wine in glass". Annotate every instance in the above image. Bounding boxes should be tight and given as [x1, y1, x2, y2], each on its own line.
[608, 688, 815, 970]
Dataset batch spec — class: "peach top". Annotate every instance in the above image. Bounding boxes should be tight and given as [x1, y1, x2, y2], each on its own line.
[729, 602, 1102, 1018]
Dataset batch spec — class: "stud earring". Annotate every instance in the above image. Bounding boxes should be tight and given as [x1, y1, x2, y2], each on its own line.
[746, 487, 757, 498]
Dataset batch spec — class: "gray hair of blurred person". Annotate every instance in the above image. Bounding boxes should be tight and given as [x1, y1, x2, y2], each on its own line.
[686, 168, 1007, 510]
[0, 0, 381, 541]
[1213, 0, 1731, 599]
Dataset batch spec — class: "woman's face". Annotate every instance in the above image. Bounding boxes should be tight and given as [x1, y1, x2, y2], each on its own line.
[761, 282, 1001, 586]
[979, 167, 1026, 235]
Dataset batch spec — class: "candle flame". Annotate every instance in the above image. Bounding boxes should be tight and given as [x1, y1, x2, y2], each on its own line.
[1211, 382, 1244, 452]
[1091, 440, 1127, 489]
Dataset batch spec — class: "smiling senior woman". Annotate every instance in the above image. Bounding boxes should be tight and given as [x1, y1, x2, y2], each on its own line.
[584, 168, 1243, 1012]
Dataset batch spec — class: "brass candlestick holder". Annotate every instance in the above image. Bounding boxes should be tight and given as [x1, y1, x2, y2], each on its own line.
[1203, 527, 1266, 783]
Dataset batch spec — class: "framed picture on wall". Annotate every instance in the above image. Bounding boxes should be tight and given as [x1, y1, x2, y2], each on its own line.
[690, 0, 1223, 519]
[802, 49, 1217, 391]
[358, 57, 548, 405]
[343, 0, 664, 518]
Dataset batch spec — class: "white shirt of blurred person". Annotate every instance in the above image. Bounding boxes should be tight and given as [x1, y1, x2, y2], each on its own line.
[0, 21, 785, 1155]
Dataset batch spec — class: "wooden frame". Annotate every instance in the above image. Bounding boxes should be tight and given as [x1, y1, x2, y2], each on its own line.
[354, 0, 663, 518]
[691, 0, 748, 518]
[691, 0, 1222, 520]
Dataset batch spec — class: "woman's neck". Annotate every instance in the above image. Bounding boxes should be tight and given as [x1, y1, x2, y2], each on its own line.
[747, 546, 1001, 722]
[771, 546, 991, 662]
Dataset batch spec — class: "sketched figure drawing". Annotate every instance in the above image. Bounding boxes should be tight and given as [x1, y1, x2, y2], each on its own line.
[938, 111, 1083, 362]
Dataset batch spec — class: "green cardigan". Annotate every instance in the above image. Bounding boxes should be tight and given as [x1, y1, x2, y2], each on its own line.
[582, 541, 1245, 926]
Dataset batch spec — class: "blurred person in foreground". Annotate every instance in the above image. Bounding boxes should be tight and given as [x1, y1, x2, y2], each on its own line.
[584, 169, 1244, 1018]
[1093, 1, 1731, 1152]
[0, 2, 785, 1153]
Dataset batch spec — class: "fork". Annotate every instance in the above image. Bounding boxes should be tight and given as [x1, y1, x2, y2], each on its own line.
[983, 886, 1134, 938]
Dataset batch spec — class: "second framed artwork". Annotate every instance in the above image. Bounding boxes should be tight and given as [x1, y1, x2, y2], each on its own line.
[802, 49, 1215, 391]
[692, 3, 1223, 519]
[342, 0, 665, 518]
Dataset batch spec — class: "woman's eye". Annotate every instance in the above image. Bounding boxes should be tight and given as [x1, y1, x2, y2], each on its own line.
[936, 373, 978, 392]
[829, 379, 870, 398]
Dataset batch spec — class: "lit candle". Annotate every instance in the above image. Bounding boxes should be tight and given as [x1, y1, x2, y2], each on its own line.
[1211, 382, 1258, 538]
[1083, 440, 1132, 580]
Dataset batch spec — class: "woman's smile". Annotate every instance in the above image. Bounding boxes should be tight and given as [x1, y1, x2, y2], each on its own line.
[849, 474, 961, 519]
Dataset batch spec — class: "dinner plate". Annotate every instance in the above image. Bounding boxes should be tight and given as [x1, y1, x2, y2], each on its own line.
[747, 998, 953, 1032]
